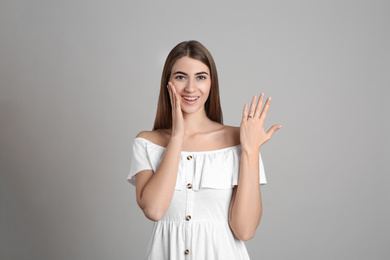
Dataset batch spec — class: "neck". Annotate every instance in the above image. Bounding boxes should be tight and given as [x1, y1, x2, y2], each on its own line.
[182, 109, 214, 137]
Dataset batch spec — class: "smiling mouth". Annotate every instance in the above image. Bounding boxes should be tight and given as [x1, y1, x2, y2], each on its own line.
[182, 96, 199, 101]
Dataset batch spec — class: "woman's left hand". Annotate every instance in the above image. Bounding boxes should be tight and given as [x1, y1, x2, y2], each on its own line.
[240, 93, 282, 152]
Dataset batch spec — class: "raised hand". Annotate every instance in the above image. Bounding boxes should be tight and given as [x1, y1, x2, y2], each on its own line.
[240, 93, 282, 152]
[167, 82, 185, 138]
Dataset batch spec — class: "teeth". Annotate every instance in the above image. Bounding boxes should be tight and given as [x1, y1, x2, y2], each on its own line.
[183, 97, 199, 101]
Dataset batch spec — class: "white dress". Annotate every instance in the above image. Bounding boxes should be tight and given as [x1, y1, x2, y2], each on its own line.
[127, 137, 267, 260]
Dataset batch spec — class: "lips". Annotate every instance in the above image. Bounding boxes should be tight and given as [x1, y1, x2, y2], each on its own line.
[182, 95, 200, 104]
[183, 96, 199, 101]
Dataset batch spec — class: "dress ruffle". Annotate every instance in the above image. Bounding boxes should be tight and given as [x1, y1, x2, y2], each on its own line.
[127, 137, 267, 191]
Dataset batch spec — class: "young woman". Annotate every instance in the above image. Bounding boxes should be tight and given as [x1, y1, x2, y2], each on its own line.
[128, 40, 281, 259]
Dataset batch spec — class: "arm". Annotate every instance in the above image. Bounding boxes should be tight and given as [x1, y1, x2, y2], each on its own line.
[135, 82, 184, 222]
[135, 135, 182, 222]
[229, 93, 282, 241]
[229, 149, 262, 241]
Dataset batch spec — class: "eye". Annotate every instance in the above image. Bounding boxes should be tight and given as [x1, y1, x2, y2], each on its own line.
[175, 75, 186, 80]
[197, 75, 207, 80]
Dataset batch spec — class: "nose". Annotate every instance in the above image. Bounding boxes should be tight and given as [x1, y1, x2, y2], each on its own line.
[184, 79, 195, 93]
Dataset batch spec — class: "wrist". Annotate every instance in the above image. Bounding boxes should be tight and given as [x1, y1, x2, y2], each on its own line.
[169, 134, 184, 143]
[166, 135, 184, 152]
[241, 147, 259, 156]
[170, 129, 184, 138]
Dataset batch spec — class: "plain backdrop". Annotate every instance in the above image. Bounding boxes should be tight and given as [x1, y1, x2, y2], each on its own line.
[1, 0, 389, 259]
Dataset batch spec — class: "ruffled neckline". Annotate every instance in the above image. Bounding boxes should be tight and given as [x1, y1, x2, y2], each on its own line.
[129, 137, 267, 190]
[135, 137, 241, 154]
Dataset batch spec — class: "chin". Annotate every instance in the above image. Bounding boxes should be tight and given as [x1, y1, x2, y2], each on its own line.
[181, 106, 205, 115]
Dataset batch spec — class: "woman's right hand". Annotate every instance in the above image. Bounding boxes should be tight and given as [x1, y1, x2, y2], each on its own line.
[135, 82, 184, 222]
[167, 82, 185, 138]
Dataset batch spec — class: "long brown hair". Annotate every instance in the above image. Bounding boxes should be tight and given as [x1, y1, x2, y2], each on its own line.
[153, 40, 223, 130]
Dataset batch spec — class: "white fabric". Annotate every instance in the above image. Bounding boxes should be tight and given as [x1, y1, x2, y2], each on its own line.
[127, 137, 267, 260]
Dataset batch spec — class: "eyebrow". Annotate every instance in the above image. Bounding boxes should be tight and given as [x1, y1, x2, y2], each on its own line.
[173, 71, 209, 76]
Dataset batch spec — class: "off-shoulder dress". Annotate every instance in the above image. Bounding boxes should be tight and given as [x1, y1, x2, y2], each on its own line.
[127, 137, 267, 260]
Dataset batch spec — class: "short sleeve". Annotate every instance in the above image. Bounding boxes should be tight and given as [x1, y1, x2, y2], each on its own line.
[127, 138, 153, 186]
[259, 152, 267, 185]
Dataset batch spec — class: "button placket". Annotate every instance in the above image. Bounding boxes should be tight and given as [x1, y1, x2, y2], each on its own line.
[184, 153, 194, 257]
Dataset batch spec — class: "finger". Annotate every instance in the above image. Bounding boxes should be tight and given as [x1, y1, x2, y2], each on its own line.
[254, 93, 264, 118]
[259, 97, 271, 122]
[167, 82, 174, 108]
[175, 92, 181, 111]
[266, 124, 282, 139]
[171, 83, 177, 108]
[248, 96, 257, 117]
[242, 103, 248, 119]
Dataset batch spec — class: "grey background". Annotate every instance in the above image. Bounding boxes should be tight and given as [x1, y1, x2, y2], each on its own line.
[1, 0, 389, 259]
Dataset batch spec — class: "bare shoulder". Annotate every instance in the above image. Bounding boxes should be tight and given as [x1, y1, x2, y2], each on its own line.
[206, 124, 240, 147]
[136, 129, 170, 147]
[221, 125, 241, 145]
[136, 130, 155, 140]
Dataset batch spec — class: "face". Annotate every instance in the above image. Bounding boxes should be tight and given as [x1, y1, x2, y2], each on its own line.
[169, 56, 211, 115]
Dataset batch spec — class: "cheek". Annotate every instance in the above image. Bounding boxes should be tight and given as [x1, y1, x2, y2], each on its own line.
[170, 79, 185, 90]
[173, 82, 186, 92]
[200, 81, 211, 96]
